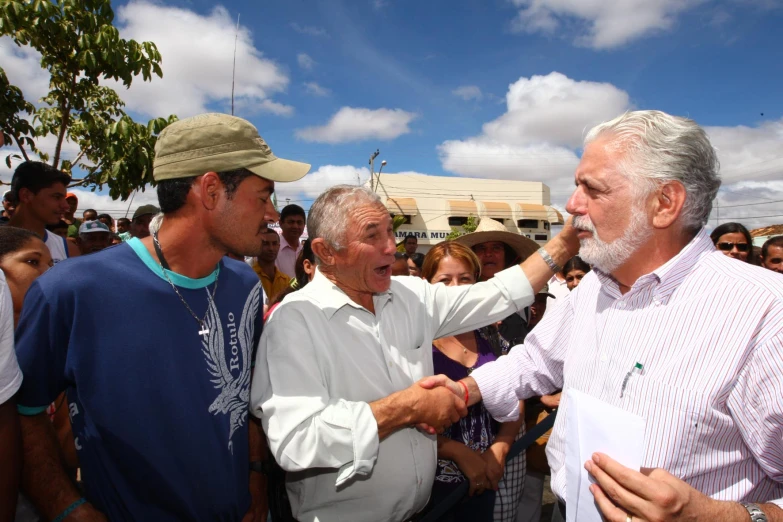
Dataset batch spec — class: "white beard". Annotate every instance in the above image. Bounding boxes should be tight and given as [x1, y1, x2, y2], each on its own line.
[573, 206, 652, 273]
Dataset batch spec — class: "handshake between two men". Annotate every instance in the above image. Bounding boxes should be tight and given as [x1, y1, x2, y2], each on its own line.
[369, 375, 471, 439]
[369, 372, 484, 441]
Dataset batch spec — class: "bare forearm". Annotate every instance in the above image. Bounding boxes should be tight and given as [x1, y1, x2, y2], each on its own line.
[248, 416, 268, 517]
[370, 391, 412, 440]
[0, 401, 21, 522]
[763, 503, 783, 522]
[19, 413, 92, 520]
[437, 436, 468, 461]
[461, 377, 483, 407]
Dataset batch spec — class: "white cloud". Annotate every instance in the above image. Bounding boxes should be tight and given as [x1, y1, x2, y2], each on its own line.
[489, 72, 631, 148]
[289, 23, 328, 37]
[438, 139, 580, 203]
[452, 85, 483, 101]
[257, 99, 295, 117]
[104, 1, 290, 118]
[510, 0, 703, 49]
[276, 165, 371, 203]
[705, 118, 783, 230]
[707, 119, 783, 183]
[1, 133, 83, 184]
[438, 71, 631, 203]
[297, 53, 315, 71]
[0, 37, 49, 104]
[296, 107, 418, 144]
[67, 186, 159, 217]
[303, 82, 331, 97]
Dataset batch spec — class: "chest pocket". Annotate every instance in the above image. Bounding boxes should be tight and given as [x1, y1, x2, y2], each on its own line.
[401, 344, 432, 381]
[624, 376, 710, 478]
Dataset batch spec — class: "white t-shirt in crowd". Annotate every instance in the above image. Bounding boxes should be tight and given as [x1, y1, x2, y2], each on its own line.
[0, 271, 22, 403]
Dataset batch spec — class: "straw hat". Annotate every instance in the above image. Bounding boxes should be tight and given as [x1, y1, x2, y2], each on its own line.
[455, 217, 540, 262]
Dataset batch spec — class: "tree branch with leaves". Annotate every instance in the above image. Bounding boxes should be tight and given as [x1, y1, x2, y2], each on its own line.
[0, 0, 177, 199]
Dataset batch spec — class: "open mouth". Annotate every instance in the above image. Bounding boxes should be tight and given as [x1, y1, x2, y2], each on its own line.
[375, 265, 391, 276]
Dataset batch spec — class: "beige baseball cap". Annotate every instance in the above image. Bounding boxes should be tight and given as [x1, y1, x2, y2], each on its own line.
[153, 113, 310, 182]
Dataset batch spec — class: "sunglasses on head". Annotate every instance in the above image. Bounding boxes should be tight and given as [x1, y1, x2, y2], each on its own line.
[717, 242, 749, 252]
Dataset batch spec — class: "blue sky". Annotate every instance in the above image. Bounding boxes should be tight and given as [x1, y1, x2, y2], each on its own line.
[2, 0, 782, 229]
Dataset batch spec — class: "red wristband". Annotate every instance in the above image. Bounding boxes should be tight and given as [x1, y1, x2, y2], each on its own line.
[457, 380, 469, 405]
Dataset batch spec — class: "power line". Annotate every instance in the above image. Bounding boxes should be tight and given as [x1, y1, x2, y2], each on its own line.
[714, 199, 783, 209]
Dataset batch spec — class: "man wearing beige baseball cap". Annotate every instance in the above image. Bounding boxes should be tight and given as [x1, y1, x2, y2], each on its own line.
[15, 113, 309, 522]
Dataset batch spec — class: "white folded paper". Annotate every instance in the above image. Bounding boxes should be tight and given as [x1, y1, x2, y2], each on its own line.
[565, 388, 646, 522]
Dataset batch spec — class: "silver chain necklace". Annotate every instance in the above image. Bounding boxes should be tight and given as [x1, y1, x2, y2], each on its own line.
[152, 231, 220, 338]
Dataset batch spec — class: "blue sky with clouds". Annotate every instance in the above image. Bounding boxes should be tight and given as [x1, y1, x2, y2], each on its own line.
[2, 0, 782, 229]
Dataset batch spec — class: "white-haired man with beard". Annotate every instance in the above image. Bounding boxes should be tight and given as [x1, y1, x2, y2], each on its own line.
[422, 110, 783, 522]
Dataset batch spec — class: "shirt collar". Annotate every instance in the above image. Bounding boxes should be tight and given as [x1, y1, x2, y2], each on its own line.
[280, 237, 303, 252]
[595, 228, 715, 301]
[306, 268, 393, 320]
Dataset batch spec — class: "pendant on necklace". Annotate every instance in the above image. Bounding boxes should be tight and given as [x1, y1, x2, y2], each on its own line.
[463, 347, 468, 354]
[199, 325, 210, 337]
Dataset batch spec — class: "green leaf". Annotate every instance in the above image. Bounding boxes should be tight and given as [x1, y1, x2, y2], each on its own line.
[0, 0, 175, 197]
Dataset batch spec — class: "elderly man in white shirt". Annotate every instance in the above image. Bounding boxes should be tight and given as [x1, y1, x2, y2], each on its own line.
[251, 185, 579, 522]
[424, 110, 783, 522]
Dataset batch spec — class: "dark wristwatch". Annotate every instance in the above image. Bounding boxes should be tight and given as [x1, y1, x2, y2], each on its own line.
[740, 502, 767, 522]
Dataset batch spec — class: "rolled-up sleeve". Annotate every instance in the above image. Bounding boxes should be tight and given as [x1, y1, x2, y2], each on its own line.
[250, 312, 379, 486]
[471, 289, 573, 422]
[727, 325, 783, 508]
[429, 265, 534, 340]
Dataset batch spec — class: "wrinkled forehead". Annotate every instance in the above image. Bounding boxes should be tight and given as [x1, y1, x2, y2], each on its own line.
[348, 203, 391, 230]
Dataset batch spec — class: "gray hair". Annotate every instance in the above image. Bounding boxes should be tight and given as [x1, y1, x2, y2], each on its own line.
[585, 110, 721, 232]
[307, 185, 383, 262]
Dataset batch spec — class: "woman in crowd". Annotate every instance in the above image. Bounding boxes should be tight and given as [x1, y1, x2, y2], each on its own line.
[407, 252, 423, 277]
[0, 227, 53, 326]
[710, 222, 753, 263]
[421, 241, 524, 522]
[562, 256, 590, 291]
[267, 239, 315, 315]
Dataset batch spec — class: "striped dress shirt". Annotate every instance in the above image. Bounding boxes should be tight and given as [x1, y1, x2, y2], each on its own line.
[472, 228, 783, 508]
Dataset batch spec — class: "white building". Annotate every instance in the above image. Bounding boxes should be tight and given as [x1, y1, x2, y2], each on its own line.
[370, 173, 564, 251]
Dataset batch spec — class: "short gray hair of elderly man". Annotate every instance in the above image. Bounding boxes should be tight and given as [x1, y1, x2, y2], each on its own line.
[307, 185, 384, 265]
[570, 110, 721, 274]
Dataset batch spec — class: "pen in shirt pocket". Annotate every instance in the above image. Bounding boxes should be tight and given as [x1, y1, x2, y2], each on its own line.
[620, 362, 643, 398]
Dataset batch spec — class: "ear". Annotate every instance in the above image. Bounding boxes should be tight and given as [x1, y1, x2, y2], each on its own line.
[17, 187, 33, 204]
[651, 181, 687, 229]
[311, 238, 336, 267]
[195, 172, 221, 210]
[303, 259, 315, 276]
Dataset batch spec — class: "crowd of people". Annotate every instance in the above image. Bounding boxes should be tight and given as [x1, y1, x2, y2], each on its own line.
[0, 109, 782, 522]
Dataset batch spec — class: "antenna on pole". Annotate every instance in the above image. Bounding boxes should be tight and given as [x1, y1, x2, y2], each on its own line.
[231, 13, 240, 115]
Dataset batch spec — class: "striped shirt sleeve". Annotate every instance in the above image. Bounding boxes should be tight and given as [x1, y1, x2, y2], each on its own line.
[471, 289, 574, 422]
[727, 318, 783, 507]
